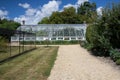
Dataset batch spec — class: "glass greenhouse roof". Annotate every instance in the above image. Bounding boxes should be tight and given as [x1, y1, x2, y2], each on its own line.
[12, 24, 87, 41]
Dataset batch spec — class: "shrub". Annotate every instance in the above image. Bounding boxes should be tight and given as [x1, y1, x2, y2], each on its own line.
[86, 43, 94, 51]
[91, 46, 109, 56]
[110, 48, 120, 61]
[85, 3, 120, 56]
[86, 24, 98, 44]
[86, 24, 111, 56]
[79, 41, 87, 47]
[116, 59, 120, 65]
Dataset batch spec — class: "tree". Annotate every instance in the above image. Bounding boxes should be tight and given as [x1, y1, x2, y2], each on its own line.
[61, 7, 78, 24]
[39, 1, 97, 24]
[77, 1, 97, 23]
[38, 17, 50, 24]
[77, 1, 96, 15]
[0, 19, 21, 30]
[49, 12, 63, 24]
[39, 7, 82, 24]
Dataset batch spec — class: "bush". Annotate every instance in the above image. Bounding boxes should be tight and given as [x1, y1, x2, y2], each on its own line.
[86, 24, 111, 56]
[79, 41, 87, 47]
[110, 48, 120, 61]
[91, 47, 109, 56]
[85, 3, 120, 56]
[86, 24, 98, 44]
[116, 59, 120, 65]
[103, 3, 120, 48]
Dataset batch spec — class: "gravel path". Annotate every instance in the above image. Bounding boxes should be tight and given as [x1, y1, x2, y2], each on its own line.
[48, 45, 120, 80]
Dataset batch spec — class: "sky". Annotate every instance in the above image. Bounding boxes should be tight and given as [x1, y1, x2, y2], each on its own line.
[0, 0, 119, 25]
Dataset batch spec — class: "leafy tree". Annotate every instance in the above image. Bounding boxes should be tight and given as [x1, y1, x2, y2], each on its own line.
[39, 1, 97, 24]
[39, 7, 82, 24]
[49, 12, 63, 24]
[0, 19, 21, 30]
[77, 1, 96, 15]
[77, 1, 97, 23]
[0, 19, 21, 41]
[61, 7, 77, 24]
[38, 17, 50, 24]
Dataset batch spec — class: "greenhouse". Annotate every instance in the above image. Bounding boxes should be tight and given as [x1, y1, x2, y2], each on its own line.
[11, 24, 87, 41]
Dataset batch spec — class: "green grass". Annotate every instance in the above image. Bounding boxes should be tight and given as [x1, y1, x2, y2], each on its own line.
[0, 46, 59, 80]
[0, 46, 36, 61]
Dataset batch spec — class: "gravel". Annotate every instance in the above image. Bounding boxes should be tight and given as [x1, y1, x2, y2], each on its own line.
[48, 45, 120, 80]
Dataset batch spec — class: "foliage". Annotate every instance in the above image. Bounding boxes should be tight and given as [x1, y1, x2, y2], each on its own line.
[85, 3, 120, 57]
[102, 4, 120, 48]
[0, 19, 21, 40]
[116, 59, 120, 65]
[38, 17, 50, 24]
[86, 24, 111, 56]
[49, 11, 63, 24]
[77, 1, 97, 23]
[77, 2, 96, 15]
[0, 19, 20, 30]
[61, 7, 80, 24]
[86, 24, 97, 44]
[39, 1, 97, 24]
[110, 48, 120, 62]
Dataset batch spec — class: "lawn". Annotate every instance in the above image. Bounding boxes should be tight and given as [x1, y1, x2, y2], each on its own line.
[0, 46, 58, 80]
[0, 46, 36, 61]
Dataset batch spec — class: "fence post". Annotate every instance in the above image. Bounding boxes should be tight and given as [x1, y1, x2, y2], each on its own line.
[22, 32, 24, 52]
[10, 38, 11, 57]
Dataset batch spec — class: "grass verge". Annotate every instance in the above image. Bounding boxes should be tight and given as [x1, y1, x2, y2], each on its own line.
[0, 46, 36, 61]
[0, 46, 58, 80]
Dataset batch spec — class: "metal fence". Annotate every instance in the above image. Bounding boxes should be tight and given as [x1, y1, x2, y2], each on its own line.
[0, 28, 36, 62]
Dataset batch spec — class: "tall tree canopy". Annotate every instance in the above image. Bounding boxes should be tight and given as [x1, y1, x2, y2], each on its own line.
[0, 19, 21, 30]
[38, 1, 97, 24]
[77, 1, 97, 23]
[77, 2, 96, 15]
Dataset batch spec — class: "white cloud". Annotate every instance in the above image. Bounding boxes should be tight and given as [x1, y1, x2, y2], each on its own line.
[14, 1, 61, 25]
[63, 0, 88, 10]
[77, 0, 88, 5]
[19, 3, 30, 9]
[14, 0, 103, 25]
[64, 4, 75, 8]
[41, 0, 60, 16]
[25, 8, 36, 16]
[97, 7, 103, 16]
[0, 10, 8, 19]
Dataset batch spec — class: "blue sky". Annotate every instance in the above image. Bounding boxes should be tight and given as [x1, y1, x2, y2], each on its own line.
[0, 0, 119, 24]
